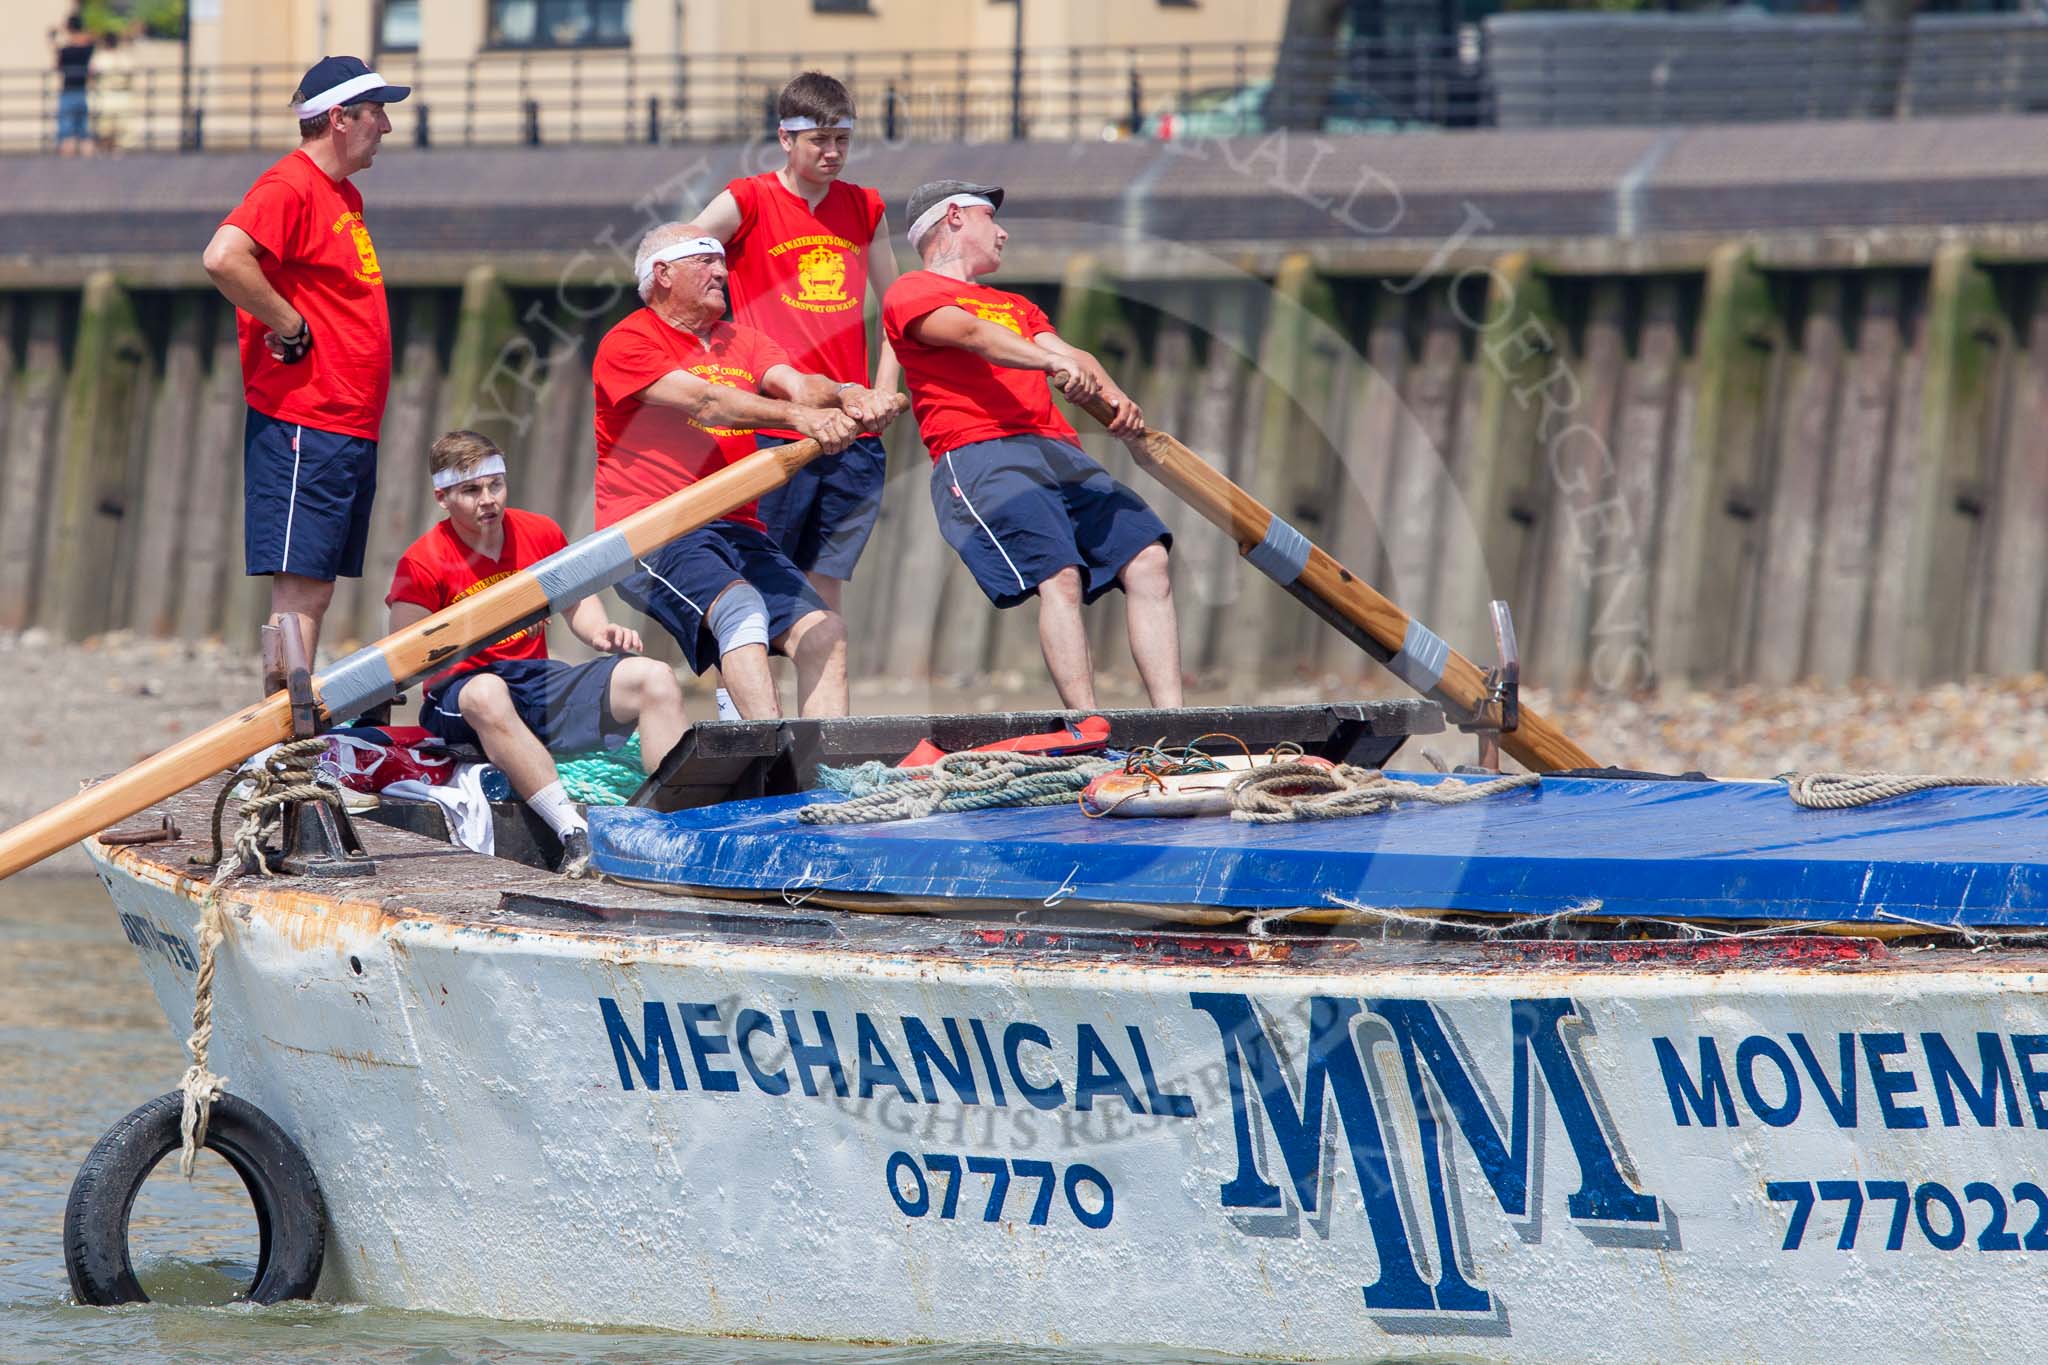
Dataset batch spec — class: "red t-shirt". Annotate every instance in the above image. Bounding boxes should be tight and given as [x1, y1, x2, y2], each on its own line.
[221, 149, 392, 439]
[385, 508, 567, 689]
[882, 271, 1078, 461]
[590, 310, 791, 531]
[725, 173, 886, 401]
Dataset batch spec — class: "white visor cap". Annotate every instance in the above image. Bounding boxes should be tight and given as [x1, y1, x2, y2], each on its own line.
[907, 194, 996, 250]
[636, 237, 727, 291]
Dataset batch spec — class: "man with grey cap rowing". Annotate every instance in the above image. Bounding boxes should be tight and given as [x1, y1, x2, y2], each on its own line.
[593, 223, 907, 720]
[881, 181, 1183, 710]
[202, 55, 408, 695]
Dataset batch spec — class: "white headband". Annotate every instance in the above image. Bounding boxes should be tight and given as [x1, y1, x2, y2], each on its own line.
[635, 237, 725, 291]
[780, 116, 855, 131]
[907, 193, 994, 250]
[433, 454, 506, 490]
[294, 71, 390, 119]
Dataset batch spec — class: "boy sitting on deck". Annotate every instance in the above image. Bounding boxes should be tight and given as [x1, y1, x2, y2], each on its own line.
[385, 431, 689, 876]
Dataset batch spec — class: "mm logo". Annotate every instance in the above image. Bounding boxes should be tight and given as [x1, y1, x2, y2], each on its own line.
[1193, 994, 1672, 1336]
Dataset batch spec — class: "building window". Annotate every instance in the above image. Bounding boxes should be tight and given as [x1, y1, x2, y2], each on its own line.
[487, 0, 632, 49]
[378, 0, 421, 52]
[813, 0, 877, 11]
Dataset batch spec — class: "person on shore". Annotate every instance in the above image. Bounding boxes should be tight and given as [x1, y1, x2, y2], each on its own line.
[386, 431, 689, 878]
[201, 55, 407, 695]
[882, 181, 1183, 710]
[593, 224, 905, 720]
[689, 71, 902, 634]
[49, 15, 95, 157]
[94, 29, 136, 155]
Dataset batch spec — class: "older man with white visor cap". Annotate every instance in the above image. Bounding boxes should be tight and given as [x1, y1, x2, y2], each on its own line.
[593, 223, 907, 721]
[882, 179, 1183, 711]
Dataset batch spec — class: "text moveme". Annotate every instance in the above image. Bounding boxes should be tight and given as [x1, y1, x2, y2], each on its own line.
[1654, 1030, 2048, 1130]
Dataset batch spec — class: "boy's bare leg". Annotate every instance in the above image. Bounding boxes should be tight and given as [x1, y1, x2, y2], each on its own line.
[607, 658, 689, 771]
[1034, 566, 1095, 710]
[1118, 543, 1182, 708]
[780, 610, 848, 717]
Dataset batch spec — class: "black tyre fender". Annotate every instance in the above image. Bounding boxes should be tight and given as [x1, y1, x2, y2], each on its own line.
[64, 1091, 327, 1306]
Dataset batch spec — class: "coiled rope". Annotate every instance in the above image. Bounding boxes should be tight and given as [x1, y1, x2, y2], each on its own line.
[800, 751, 1116, 825]
[1229, 763, 1540, 823]
[555, 733, 644, 806]
[1783, 771, 2048, 809]
[179, 737, 341, 1176]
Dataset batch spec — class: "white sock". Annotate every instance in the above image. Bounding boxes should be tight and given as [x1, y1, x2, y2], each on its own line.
[526, 780, 587, 838]
[714, 687, 741, 721]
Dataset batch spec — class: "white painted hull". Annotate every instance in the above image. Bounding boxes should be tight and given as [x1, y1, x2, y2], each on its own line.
[92, 845, 2048, 1362]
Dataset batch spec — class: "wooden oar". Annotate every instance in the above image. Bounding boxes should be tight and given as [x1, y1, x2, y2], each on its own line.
[0, 437, 824, 881]
[1075, 394, 1597, 772]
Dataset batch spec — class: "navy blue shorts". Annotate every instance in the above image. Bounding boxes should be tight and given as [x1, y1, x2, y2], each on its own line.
[243, 408, 378, 580]
[931, 435, 1172, 609]
[755, 432, 889, 580]
[421, 656, 630, 754]
[612, 522, 827, 675]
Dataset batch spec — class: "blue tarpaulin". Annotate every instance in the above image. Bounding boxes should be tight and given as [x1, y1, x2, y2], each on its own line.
[587, 775, 2048, 926]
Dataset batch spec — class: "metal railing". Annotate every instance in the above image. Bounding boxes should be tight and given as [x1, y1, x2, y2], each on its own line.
[5, 17, 2048, 156]
[0, 43, 1459, 155]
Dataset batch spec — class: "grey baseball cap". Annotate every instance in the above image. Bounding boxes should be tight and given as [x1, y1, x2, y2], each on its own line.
[905, 180, 1005, 244]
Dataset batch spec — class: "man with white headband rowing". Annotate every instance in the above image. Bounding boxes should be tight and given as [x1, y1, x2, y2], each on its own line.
[201, 55, 406, 696]
[387, 431, 688, 877]
[689, 71, 901, 658]
[882, 180, 1183, 710]
[595, 223, 907, 720]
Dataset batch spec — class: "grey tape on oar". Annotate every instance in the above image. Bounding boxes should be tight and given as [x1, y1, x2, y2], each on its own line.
[1387, 618, 1449, 695]
[532, 526, 635, 610]
[1242, 514, 1311, 585]
[318, 646, 399, 717]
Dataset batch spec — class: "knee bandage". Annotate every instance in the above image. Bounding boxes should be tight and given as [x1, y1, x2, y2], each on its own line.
[705, 583, 771, 656]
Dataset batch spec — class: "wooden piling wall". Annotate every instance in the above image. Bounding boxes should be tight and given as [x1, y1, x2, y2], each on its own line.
[2, 248, 2043, 692]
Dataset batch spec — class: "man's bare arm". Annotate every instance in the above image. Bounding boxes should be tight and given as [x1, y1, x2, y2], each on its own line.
[1033, 331, 1144, 437]
[688, 193, 744, 244]
[564, 593, 642, 654]
[760, 365, 907, 433]
[866, 213, 904, 395]
[387, 601, 430, 634]
[905, 305, 1098, 405]
[635, 369, 858, 452]
[201, 225, 301, 336]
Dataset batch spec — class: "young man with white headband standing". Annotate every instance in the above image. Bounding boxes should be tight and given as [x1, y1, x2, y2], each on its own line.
[386, 431, 689, 877]
[594, 223, 907, 720]
[689, 71, 901, 635]
[202, 55, 405, 696]
[883, 180, 1184, 710]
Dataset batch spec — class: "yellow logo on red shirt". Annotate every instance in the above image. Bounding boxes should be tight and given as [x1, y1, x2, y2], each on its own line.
[772, 233, 861, 314]
[333, 209, 382, 284]
[964, 296, 1024, 336]
[796, 246, 848, 304]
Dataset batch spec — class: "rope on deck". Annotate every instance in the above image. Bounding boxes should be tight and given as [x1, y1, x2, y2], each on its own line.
[178, 737, 340, 1177]
[1229, 763, 1540, 823]
[1785, 771, 2048, 809]
[555, 733, 644, 806]
[801, 751, 1116, 825]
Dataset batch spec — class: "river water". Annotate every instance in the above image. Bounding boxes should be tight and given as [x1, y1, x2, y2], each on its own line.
[0, 876, 1280, 1365]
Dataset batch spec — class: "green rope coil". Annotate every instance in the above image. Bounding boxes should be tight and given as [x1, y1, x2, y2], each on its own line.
[802, 751, 1114, 825]
[554, 734, 644, 806]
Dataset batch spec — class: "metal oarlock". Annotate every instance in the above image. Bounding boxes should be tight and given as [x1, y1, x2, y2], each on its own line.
[1454, 600, 1522, 774]
[269, 616, 374, 878]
